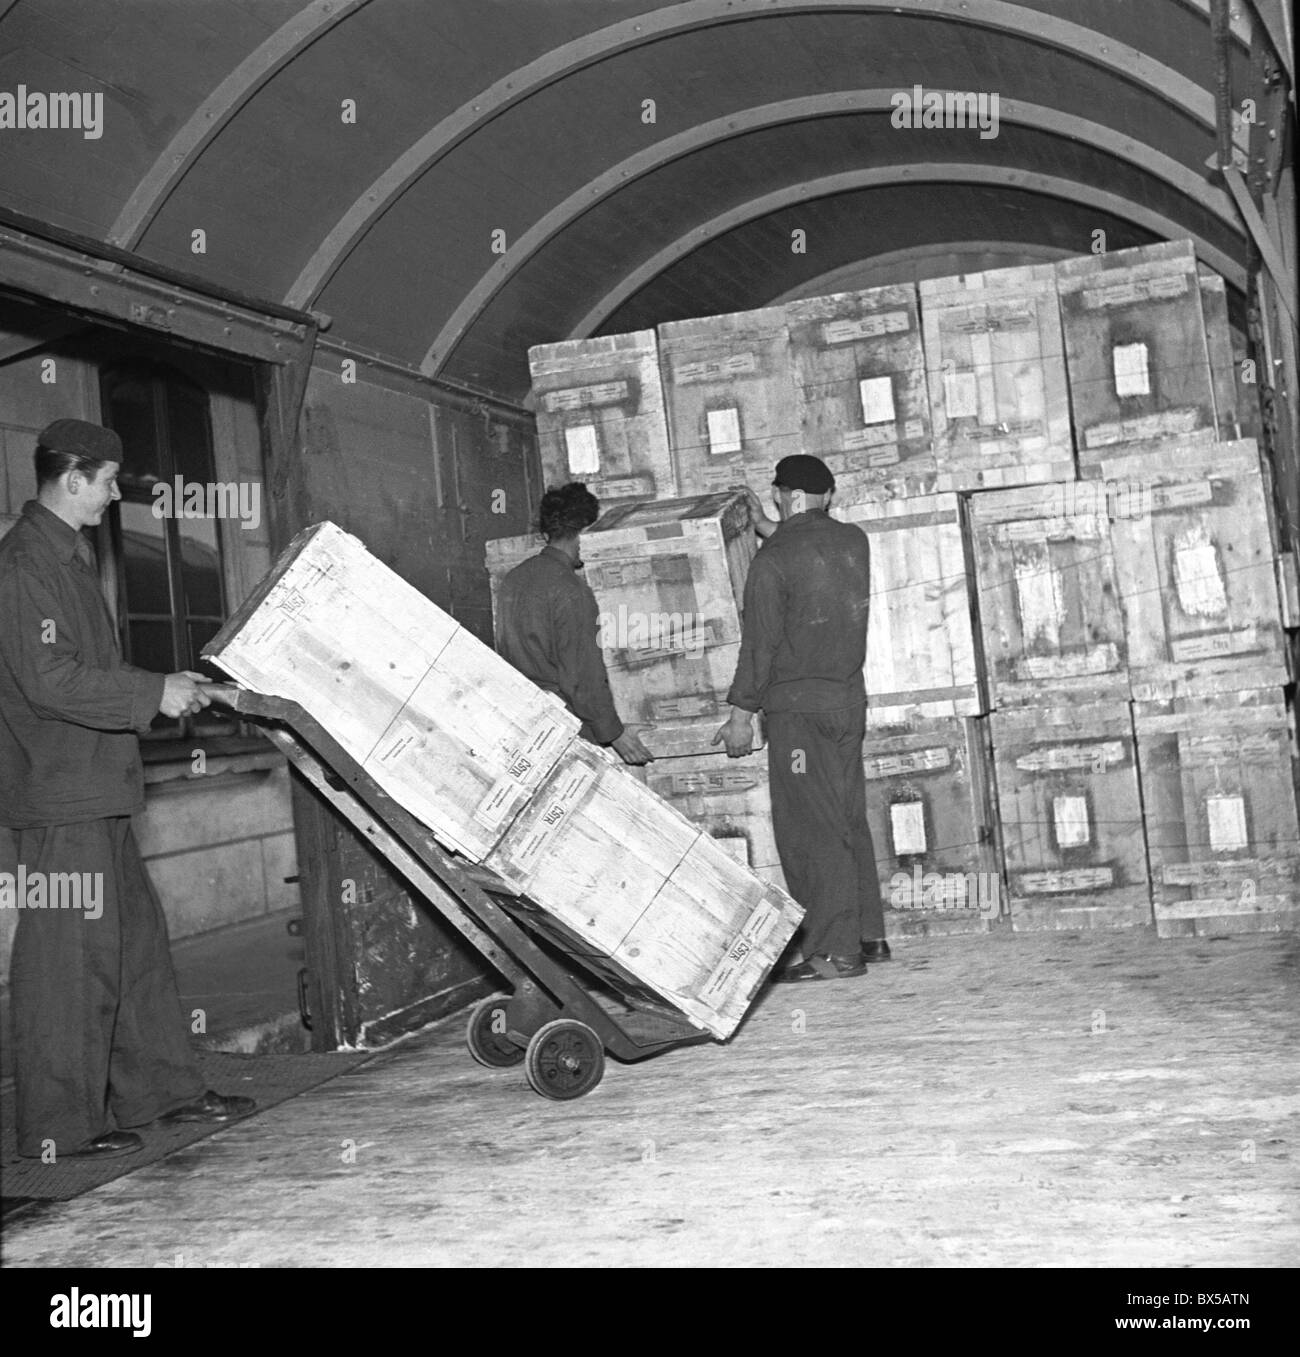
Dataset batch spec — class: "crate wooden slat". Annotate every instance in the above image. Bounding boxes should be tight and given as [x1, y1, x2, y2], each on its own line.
[1198, 270, 1244, 442]
[839, 493, 984, 723]
[1101, 440, 1287, 700]
[991, 703, 1151, 931]
[862, 716, 1001, 936]
[968, 481, 1130, 707]
[658, 307, 800, 498]
[643, 749, 778, 875]
[1133, 687, 1299, 937]
[787, 284, 935, 503]
[1056, 241, 1216, 474]
[528, 330, 676, 502]
[485, 741, 803, 1038]
[919, 263, 1073, 491]
[487, 492, 757, 757]
[204, 522, 581, 861]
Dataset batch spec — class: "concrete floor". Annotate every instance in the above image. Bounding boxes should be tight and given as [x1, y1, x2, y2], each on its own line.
[3, 928, 1297, 1268]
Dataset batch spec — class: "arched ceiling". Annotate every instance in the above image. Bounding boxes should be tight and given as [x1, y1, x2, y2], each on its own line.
[0, 0, 1262, 404]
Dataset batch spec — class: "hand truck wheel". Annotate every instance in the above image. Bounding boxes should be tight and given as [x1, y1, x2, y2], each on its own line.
[466, 994, 525, 1068]
[525, 1019, 605, 1100]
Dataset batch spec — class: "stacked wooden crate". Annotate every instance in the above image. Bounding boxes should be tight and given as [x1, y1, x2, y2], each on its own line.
[657, 307, 801, 498]
[529, 330, 677, 504]
[485, 491, 757, 759]
[208, 522, 803, 1039]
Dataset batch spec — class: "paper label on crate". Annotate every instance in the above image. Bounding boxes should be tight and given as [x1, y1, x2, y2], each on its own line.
[1018, 867, 1115, 894]
[543, 380, 629, 412]
[1205, 794, 1249, 852]
[1080, 272, 1189, 309]
[823, 310, 910, 344]
[859, 375, 897, 426]
[473, 778, 527, 831]
[1014, 560, 1064, 649]
[1180, 733, 1280, 765]
[1149, 481, 1215, 512]
[1161, 860, 1258, 886]
[842, 426, 902, 459]
[1014, 740, 1126, 774]
[948, 307, 1037, 335]
[943, 370, 979, 419]
[1112, 342, 1151, 397]
[706, 407, 743, 456]
[1173, 536, 1228, 617]
[1084, 407, 1202, 449]
[893, 872, 985, 910]
[673, 352, 758, 384]
[563, 423, 601, 475]
[650, 694, 720, 720]
[863, 746, 952, 779]
[966, 419, 1046, 445]
[996, 514, 1105, 543]
[1169, 626, 1258, 662]
[660, 766, 763, 797]
[1052, 795, 1092, 848]
[890, 800, 928, 855]
[592, 474, 656, 500]
[697, 896, 782, 1005]
[510, 761, 599, 866]
[1020, 644, 1120, 679]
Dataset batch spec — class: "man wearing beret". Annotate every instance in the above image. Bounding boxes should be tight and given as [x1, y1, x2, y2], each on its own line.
[714, 454, 886, 981]
[0, 419, 255, 1160]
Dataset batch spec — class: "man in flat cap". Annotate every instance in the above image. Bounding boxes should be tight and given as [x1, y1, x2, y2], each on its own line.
[0, 419, 255, 1160]
[714, 454, 886, 981]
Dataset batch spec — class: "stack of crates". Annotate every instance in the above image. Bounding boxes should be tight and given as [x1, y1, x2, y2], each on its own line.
[511, 237, 1293, 944]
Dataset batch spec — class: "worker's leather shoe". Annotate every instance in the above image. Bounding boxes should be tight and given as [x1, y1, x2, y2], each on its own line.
[774, 952, 869, 982]
[67, 1131, 144, 1158]
[159, 1090, 256, 1124]
[860, 939, 892, 962]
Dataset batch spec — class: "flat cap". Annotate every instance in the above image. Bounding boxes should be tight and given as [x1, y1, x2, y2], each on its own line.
[38, 418, 122, 461]
[773, 453, 835, 494]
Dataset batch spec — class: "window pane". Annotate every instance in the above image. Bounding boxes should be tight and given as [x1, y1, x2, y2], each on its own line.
[167, 379, 215, 484]
[105, 375, 162, 492]
[118, 502, 173, 625]
[128, 619, 176, 676]
[179, 517, 224, 621]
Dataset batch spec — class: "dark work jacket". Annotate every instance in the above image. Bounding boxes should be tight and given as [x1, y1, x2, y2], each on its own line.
[727, 509, 870, 715]
[0, 500, 164, 828]
[494, 544, 623, 745]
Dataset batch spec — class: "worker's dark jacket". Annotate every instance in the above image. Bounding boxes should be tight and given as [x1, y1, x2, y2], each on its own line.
[727, 509, 870, 714]
[495, 544, 623, 744]
[0, 500, 164, 828]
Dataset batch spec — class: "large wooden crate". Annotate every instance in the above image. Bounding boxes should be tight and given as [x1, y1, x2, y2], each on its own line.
[1133, 687, 1300, 938]
[1057, 241, 1216, 474]
[486, 491, 757, 757]
[787, 284, 934, 503]
[840, 493, 984, 723]
[991, 703, 1151, 931]
[205, 523, 581, 861]
[862, 716, 1002, 937]
[919, 263, 1073, 491]
[968, 481, 1129, 708]
[642, 749, 778, 876]
[528, 330, 676, 502]
[485, 741, 804, 1038]
[1101, 440, 1287, 700]
[658, 307, 800, 498]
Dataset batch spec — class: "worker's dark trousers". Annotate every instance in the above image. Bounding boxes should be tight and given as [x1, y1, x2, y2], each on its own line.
[767, 706, 884, 958]
[9, 818, 205, 1158]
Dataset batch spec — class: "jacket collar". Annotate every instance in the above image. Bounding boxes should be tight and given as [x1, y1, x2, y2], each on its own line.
[22, 499, 90, 564]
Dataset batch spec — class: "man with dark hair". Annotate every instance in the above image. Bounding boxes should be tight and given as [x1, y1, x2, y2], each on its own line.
[0, 418, 255, 1160]
[714, 454, 886, 981]
[495, 482, 653, 766]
